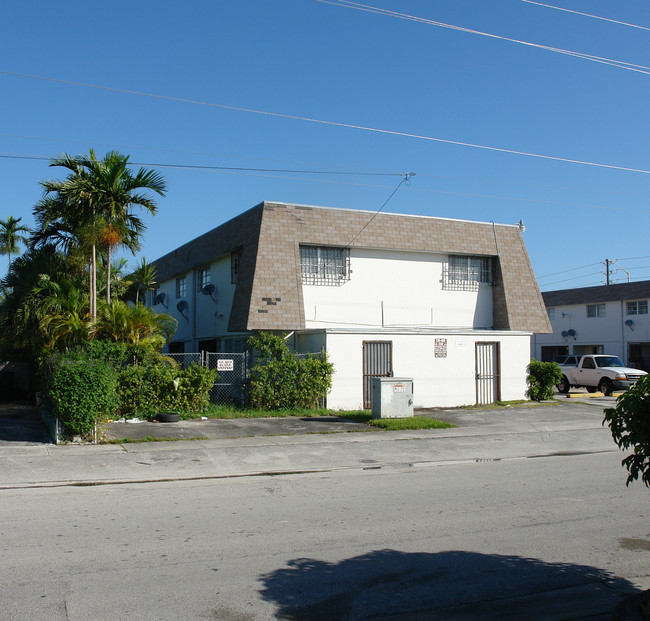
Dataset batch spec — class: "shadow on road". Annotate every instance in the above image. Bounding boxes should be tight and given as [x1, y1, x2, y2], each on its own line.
[259, 549, 639, 620]
[0, 402, 51, 444]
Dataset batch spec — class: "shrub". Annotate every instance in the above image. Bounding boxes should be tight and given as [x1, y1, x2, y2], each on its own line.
[247, 332, 333, 410]
[48, 360, 118, 436]
[603, 374, 650, 487]
[117, 361, 216, 418]
[527, 359, 562, 401]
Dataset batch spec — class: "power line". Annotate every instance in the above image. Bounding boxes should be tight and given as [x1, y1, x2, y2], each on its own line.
[0, 153, 405, 178]
[3, 69, 650, 176]
[520, 1, 650, 32]
[541, 271, 605, 286]
[4, 151, 650, 215]
[537, 262, 603, 279]
[315, 1, 650, 75]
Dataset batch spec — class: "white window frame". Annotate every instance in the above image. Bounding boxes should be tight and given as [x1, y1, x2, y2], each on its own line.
[627, 300, 648, 315]
[199, 267, 211, 290]
[176, 276, 187, 299]
[300, 246, 350, 286]
[444, 255, 493, 291]
[587, 303, 605, 318]
[231, 250, 242, 285]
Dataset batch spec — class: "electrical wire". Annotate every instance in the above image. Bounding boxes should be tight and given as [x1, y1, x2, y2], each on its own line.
[3, 70, 650, 176]
[520, 1, 650, 32]
[314, 1, 650, 74]
[4, 133, 649, 201]
[0, 153, 404, 178]
[537, 262, 603, 279]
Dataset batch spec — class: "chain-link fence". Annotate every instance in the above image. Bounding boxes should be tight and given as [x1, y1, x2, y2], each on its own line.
[205, 352, 249, 406]
[163, 351, 323, 407]
[165, 353, 203, 370]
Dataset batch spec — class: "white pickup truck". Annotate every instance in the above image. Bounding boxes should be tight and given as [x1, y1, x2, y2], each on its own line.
[556, 354, 647, 396]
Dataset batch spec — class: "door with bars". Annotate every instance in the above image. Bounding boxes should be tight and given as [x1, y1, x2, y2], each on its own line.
[363, 341, 393, 409]
[475, 342, 500, 404]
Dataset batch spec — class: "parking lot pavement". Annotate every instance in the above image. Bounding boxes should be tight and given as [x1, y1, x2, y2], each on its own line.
[0, 402, 51, 445]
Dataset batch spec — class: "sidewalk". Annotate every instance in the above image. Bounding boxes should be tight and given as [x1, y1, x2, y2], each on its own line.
[0, 399, 620, 489]
[2, 399, 648, 620]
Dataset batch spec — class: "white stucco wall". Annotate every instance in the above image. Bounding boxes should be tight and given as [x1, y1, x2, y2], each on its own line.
[298, 330, 531, 410]
[301, 249, 493, 331]
[533, 299, 650, 363]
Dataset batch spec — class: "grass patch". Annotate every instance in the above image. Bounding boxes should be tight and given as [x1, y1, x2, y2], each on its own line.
[334, 411, 454, 430]
[185, 405, 365, 420]
[104, 436, 209, 444]
[367, 417, 456, 430]
[457, 399, 557, 410]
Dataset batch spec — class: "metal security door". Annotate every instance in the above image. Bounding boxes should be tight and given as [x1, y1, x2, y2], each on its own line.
[475, 342, 500, 404]
[363, 341, 393, 409]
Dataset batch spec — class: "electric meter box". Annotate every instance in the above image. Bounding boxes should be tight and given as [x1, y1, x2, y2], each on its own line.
[371, 377, 414, 419]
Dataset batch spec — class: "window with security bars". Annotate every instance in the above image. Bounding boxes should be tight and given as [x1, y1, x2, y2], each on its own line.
[300, 246, 350, 286]
[443, 255, 493, 291]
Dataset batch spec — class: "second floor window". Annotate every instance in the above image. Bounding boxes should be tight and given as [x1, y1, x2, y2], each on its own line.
[444, 255, 493, 291]
[587, 303, 605, 318]
[627, 300, 648, 315]
[231, 250, 242, 284]
[176, 276, 186, 299]
[199, 268, 211, 290]
[300, 246, 350, 286]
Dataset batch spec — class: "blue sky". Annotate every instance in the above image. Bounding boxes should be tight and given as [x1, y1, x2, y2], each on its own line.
[2, 0, 649, 291]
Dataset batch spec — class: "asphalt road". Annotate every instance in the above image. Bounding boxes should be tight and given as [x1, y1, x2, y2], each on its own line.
[1, 399, 648, 620]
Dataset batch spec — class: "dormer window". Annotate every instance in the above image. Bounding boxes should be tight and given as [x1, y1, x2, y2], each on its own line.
[300, 246, 350, 286]
[444, 255, 493, 291]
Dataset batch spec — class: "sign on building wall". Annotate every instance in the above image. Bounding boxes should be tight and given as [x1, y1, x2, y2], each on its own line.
[435, 338, 448, 358]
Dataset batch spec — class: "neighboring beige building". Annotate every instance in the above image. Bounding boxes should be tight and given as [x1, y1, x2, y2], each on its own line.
[150, 201, 550, 409]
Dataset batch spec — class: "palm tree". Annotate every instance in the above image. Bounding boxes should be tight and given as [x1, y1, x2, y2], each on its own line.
[33, 149, 166, 318]
[131, 257, 158, 305]
[78, 150, 166, 303]
[95, 299, 176, 350]
[0, 216, 30, 275]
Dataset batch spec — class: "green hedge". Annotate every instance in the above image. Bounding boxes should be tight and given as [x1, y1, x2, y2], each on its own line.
[48, 360, 119, 436]
[118, 361, 216, 418]
[527, 359, 562, 401]
[44, 342, 217, 430]
[247, 332, 333, 410]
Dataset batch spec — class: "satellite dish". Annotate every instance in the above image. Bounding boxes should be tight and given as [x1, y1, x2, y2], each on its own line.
[176, 300, 189, 317]
[201, 283, 216, 297]
[153, 292, 168, 307]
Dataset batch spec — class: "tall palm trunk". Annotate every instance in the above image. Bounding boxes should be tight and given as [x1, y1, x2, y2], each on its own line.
[106, 245, 111, 303]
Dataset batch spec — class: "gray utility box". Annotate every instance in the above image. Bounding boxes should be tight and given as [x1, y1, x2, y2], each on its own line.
[371, 377, 414, 419]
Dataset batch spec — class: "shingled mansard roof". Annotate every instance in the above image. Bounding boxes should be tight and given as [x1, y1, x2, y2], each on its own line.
[153, 201, 551, 334]
[543, 280, 650, 307]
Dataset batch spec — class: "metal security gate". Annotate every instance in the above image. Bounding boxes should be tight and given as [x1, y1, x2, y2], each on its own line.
[475, 342, 500, 404]
[165, 352, 250, 406]
[206, 352, 249, 405]
[363, 341, 393, 409]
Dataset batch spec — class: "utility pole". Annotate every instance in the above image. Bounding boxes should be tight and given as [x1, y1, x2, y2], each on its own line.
[605, 258, 611, 285]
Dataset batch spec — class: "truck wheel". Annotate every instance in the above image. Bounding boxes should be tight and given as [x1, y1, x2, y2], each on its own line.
[598, 379, 614, 396]
[586, 386, 597, 393]
[557, 376, 570, 393]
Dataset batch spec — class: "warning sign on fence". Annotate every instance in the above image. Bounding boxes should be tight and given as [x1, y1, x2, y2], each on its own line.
[217, 359, 234, 372]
